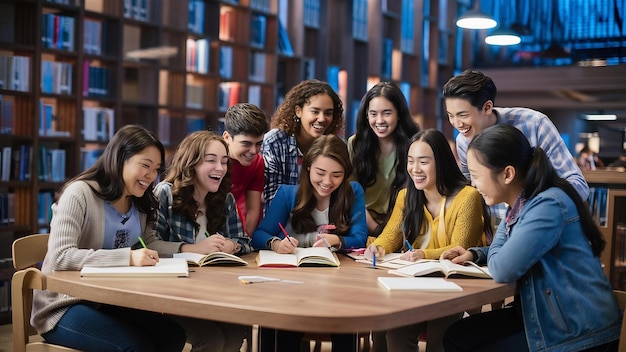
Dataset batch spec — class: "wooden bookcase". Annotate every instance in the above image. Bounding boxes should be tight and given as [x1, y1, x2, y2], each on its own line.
[583, 170, 626, 289]
[0, 0, 459, 321]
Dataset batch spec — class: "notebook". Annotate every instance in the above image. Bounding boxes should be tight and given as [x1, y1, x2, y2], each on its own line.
[377, 276, 463, 292]
[80, 258, 189, 278]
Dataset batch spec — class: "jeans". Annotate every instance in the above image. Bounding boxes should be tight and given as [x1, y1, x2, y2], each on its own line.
[42, 303, 186, 352]
[443, 305, 527, 352]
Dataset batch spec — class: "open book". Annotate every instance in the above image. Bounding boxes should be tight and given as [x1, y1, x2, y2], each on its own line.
[352, 253, 415, 269]
[388, 259, 492, 279]
[378, 277, 463, 292]
[80, 258, 189, 278]
[256, 247, 340, 267]
[174, 252, 248, 266]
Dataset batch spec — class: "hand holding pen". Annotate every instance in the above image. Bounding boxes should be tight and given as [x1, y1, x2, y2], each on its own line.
[364, 243, 386, 263]
[276, 222, 298, 253]
[132, 237, 159, 266]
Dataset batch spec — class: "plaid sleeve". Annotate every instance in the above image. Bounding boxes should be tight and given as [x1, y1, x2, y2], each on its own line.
[223, 193, 252, 255]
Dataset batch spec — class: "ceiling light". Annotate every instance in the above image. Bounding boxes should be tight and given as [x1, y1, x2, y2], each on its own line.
[582, 114, 617, 121]
[485, 27, 521, 45]
[456, 9, 497, 29]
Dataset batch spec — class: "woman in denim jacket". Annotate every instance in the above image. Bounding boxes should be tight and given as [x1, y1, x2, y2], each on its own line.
[441, 124, 620, 352]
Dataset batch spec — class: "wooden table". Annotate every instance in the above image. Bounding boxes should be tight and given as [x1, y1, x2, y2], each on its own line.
[46, 254, 515, 333]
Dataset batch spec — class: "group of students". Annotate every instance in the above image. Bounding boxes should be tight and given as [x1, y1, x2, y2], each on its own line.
[32, 70, 621, 352]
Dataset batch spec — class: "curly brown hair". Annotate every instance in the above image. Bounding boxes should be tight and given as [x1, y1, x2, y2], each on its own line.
[271, 79, 344, 135]
[163, 131, 232, 233]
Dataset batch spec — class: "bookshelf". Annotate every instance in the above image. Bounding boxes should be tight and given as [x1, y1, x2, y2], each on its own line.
[0, 0, 461, 323]
[583, 170, 626, 290]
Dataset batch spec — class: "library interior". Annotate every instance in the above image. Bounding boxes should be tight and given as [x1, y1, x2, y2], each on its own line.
[0, 0, 625, 350]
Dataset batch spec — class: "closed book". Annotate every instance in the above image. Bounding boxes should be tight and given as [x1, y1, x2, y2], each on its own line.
[377, 277, 463, 292]
[80, 258, 189, 278]
[174, 252, 247, 266]
[256, 247, 340, 267]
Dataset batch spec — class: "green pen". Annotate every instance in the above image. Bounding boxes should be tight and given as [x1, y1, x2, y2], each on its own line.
[205, 231, 210, 238]
[138, 236, 147, 249]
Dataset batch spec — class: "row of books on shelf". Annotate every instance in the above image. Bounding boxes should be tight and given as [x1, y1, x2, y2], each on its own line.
[188, 0, 206, 34]
[249, 52, 267, 82]
[0, 193, 15, 225]
[123, 0, 149, 22]
[588, 187, 608, 227]
[83, 107, 114, 142]
[186, 84, 205, 109]
[0, 97, 13, 135]
[186, 38, 210, 74]
[83, 19, 105, 56]
[83, 63, 112, 98]
[38, 191, 54, 225]
[220, 46, 234, 78]
[41, 60, 73, 95]
[41, 13, 75, 51]
[0, 55, 30, 92]
[0, 145, 67, 183]
[1, 145, 31, 182]
[250, 14, 267, 49]
[38, 100, 71, 137]
[352, 0, 368, 41]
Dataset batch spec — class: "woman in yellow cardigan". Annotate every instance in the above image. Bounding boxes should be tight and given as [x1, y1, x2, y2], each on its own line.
[367, 128, 492, 352]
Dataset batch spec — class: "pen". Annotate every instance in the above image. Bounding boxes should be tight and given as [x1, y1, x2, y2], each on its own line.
[405, 239, 414, 251]
[278, 222, 295, 246]
[205, 231, 210, 238]
[372, 254, 376, 268]
[138, 237, 155, 260]
[138, 237, 147, 249]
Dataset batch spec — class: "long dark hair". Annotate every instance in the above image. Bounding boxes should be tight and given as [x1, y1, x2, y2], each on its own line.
[67, 124, 164, 222]
[403, 129, 493, 243]
[468, 124, 605, 256]
[163, 131, 232, 234]
[292, 135, 354, 235]
[351, 81, 420, 235]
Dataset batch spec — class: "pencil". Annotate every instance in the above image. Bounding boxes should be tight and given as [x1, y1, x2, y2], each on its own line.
[138, 237, 147, 249]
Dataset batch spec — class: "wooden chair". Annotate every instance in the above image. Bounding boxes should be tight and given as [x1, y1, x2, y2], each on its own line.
[12, 233, 78, 352]
[614, 290, 626, 352]
[301, 332, 371, 352]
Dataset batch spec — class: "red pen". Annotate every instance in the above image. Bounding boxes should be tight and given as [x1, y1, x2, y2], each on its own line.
[278, 222, 295, 246]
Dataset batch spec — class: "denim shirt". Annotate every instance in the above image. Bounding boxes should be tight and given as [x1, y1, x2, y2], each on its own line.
[151, 181, 252, 256]
[474, 187, 620, 351]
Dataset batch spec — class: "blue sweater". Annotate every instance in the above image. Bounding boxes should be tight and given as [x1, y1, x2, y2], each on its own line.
[252, 182, 368, 251]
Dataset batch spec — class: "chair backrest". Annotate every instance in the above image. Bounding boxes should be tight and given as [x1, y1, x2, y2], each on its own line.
[12, 234, 50, 271]
[614, 290, 626, 352]
[11, 234, 78, 352]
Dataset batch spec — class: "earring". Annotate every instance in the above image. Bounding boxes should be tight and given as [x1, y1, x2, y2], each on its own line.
[294, 115, 301, 123]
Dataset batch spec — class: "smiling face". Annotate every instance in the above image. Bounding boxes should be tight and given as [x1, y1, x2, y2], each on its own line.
[367, 96, 399, 141]
[223, 132, 263, 166]
[445, 97, 494, 140]
[467, 148, 508, 206]
[406, 140, 436, 192]
[308, 155, 345, 202]
[194, 140, 229, 195]
[122, 146, 162, 198]
[296, 93, 335, 141]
